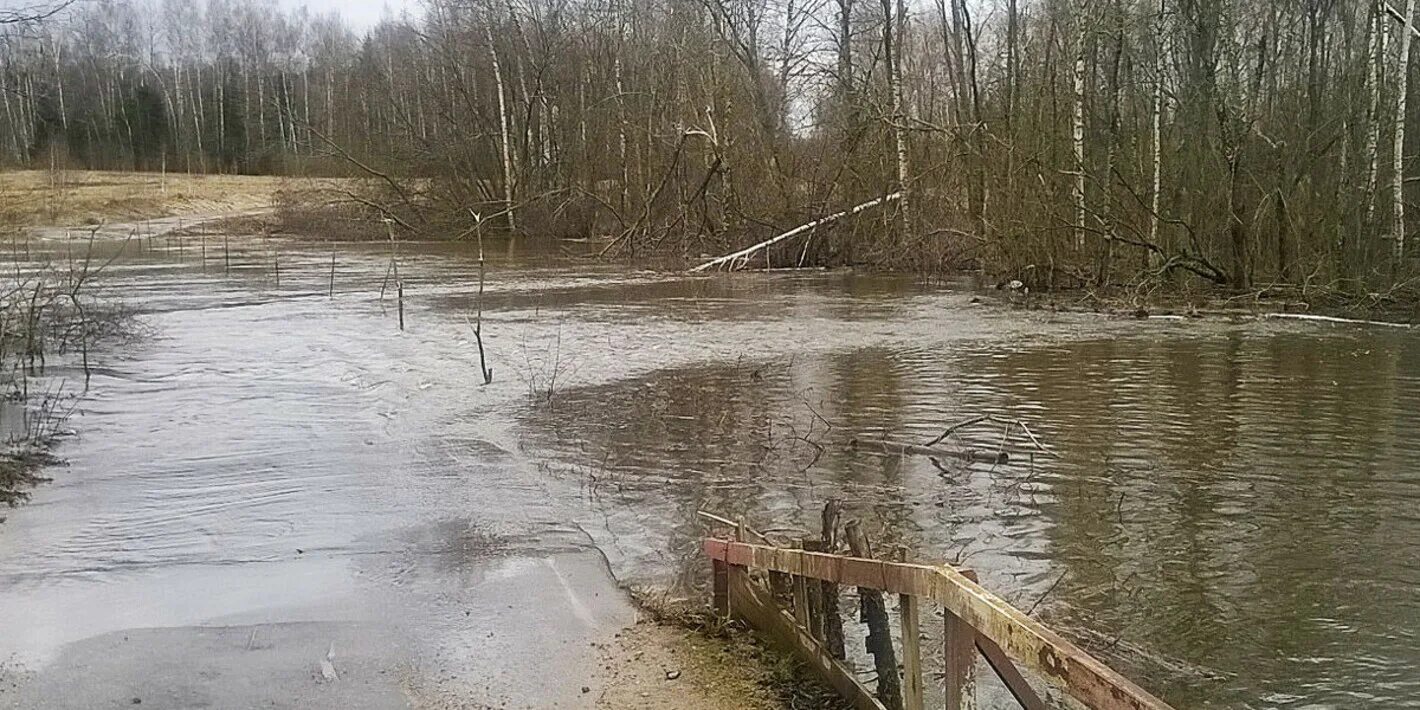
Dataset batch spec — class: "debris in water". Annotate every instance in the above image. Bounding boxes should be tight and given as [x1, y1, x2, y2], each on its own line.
[319, 643, 339, 682]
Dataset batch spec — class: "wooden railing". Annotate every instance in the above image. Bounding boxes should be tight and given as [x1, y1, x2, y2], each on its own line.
[706, 537, 1174, 710]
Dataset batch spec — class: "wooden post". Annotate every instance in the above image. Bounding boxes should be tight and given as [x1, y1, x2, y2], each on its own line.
[944, 612, 976, 710]
[769, 569, 791, 602]
[821, 500, 847, 659]
[793, 574, 810, 627]
[845, 521, 903, 710]
[397, 282, 405, 330]
[803, 540, 827, 640]
[328, 251, 336, 297]
[900, 594, 924, 710]
[712, 558, 729, 618]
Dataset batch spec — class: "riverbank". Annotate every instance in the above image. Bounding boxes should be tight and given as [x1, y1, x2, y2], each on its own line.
[0, 450, 58, 509]
[1016, 281, 1420, 327]
[593, 613, 847, 709]
[236, 191, 1420, 326]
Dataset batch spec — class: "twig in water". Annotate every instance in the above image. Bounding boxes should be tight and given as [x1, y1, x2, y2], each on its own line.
[924, 415, 989, 447]
[470, 211, 493, 384]
[1027, 571, 1068, 616]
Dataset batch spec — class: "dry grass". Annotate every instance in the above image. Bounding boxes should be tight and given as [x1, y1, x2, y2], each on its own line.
[0, 170, 304, 228]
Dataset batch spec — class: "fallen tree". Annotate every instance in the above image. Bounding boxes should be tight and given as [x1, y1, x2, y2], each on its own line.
[689, 192, 902, 272]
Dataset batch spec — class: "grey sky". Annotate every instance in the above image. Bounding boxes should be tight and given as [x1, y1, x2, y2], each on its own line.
[278, 0, 421, 31]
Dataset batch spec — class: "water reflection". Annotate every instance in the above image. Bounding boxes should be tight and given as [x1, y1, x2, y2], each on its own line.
[525, 326, 1420, 708]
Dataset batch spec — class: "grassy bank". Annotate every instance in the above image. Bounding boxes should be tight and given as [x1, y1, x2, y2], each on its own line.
[0, 170, 322, 229]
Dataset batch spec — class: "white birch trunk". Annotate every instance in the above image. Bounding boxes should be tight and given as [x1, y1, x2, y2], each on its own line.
[615, 55, 629, 214]
[1368, 6, 1386, 229]
[1149, 0, 1164, 258]
[487, 25, 517, 231]
[53, 39, 67, 132]
[1072, 3, 1088, 251]
[1395, 0, 1417, 264]
[191, 68, 205, 173]
[890, 0, 912, 234]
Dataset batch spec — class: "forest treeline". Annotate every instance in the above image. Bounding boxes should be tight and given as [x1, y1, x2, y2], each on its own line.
[3, 0, 1420, 292]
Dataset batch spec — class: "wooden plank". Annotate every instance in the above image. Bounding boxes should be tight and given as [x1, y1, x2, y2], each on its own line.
[899, 594, 924, 710]
[944, 610, 976, 710]
[976, 635, 1047, 710]
[703, 539, 1173, 710]
[726, 564, 887, 710]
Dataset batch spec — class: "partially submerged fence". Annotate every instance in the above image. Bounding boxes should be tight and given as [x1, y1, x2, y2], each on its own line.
[705, 534, 1174, 710]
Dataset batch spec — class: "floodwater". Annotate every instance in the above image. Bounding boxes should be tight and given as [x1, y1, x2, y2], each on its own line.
[1, 229, 1418, 708]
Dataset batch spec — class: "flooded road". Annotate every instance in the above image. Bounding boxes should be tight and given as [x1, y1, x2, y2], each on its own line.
[1, 231, 1418, 708]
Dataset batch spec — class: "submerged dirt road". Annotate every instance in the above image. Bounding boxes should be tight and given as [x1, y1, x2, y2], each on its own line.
[0, 231, 777, 709]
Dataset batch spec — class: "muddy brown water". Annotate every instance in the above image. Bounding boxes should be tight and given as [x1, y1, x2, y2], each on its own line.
[1, 231, 1418, 708]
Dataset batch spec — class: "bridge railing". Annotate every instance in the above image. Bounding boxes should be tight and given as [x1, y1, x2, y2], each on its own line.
[705, 536, 1173, 710]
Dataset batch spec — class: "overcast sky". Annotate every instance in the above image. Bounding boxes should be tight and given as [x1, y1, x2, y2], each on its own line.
[277, 0, 421, 31]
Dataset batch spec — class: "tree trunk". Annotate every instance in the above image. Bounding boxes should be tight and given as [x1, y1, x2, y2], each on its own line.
[884, 0, 912, 237]
[1149, 0, 1166, 266]
[1071, 0, 1088, 252]
[1394, 0, 1416, 267]
[487, 25, 517, 231]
